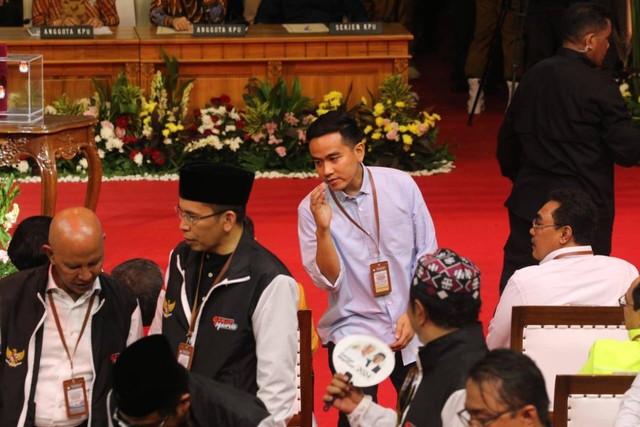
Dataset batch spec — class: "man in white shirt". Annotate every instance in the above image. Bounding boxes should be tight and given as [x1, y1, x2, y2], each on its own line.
[615, 372, 640, 426]
[0, 207, 143, 426]
[487, 189, 639, 349]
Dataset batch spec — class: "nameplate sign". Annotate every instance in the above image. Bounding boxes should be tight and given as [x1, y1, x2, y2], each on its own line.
[329, 22, 382, 35]
[40, 26, 94, 39]
[193, 24, 247, 37]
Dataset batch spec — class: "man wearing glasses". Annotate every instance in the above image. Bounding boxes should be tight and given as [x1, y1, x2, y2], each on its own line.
[149, 162, 299, 426]
[460, 349, 550, 427]
[487, 189, 638, 349]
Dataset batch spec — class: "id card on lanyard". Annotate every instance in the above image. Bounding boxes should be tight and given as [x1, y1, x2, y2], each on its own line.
[48, 292, 95, 419]
[177, 252, 234, 369]
[330, 168, 392, 297]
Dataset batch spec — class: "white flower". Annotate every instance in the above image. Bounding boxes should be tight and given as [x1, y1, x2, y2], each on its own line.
[17, 160, 29, 173]
[163, 138, 172, 145]
[95, 135, 102, 143]
[225, 125, 236, 132]
[133, 152, 143, 165]
[100, 121, 115, 139]
[79, 158, 88, 169]
[0, 249, 9, 263]
[619, 83, 629, 94]
[228, 137, 242, 152]
[4, 203, 19, 230]
[44, 105, 57, 115]
[98, 149, 105, 159]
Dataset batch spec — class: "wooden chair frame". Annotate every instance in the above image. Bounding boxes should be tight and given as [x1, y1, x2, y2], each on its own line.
[510, 306, 625, 351]
[553, 374, 635, 427]
[288, 309, 313, 427]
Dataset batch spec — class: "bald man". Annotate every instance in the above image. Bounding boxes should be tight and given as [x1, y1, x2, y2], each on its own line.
[0, 207, 142, 427]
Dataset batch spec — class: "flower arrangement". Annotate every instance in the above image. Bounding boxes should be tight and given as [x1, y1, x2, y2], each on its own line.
[0, 176, 20, 279]
[317, 74, 451, 171]
[182, 95, 246, 163]
[241, 77, 316, 172]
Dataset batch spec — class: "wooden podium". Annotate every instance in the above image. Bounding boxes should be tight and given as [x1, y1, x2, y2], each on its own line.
[0, 116, 101, 215]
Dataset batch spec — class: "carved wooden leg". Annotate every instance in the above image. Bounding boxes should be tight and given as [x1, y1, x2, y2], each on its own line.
[34, 143, 58, 216]
[82, 144, 102, 212]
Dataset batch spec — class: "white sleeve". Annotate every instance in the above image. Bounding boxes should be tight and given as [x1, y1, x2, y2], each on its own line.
[126, 304, 144, 346]
[441, 389, 466, 427]
[346, 395, 396, 427]
[486, 276, 525, 350]
[148, 287, 165, 336]
[252, 274, 299, 426]
[615, 373, 640, 427]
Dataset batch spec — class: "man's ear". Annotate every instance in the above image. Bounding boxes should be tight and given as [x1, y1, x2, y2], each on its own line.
[176, 393, 191, 418]
[222, 211, 238, 232]
[518, 404, 541, 426]
[560, 225, 573, 244]
[42, 244, 54, 263]
[412, 299, 428, 327]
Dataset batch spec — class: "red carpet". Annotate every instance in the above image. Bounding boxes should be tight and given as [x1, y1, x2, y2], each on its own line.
[9, 51, 640, 425]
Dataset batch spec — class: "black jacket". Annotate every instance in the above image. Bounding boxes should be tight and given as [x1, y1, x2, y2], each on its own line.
[0, 265, 138, 427]
[401, 322, 488, 427]
[255, 0, 368, 23]
[497, 47, 640, 222]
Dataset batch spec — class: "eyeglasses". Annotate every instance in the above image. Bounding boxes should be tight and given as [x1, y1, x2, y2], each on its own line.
[457, 408, 518, 426]
[619, 294, 628, 307]
[175, 205, 226, 226]
[112, 408, 169, 427]
[531, 219, 564, 231]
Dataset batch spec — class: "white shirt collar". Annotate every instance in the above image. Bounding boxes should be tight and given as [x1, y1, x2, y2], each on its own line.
[540, 245, 594, 264]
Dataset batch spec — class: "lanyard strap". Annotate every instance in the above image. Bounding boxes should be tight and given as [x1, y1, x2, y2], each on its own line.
[48, 291, 96, 372]
[329, 168, 381, 254]
[186, 252, 234, 342]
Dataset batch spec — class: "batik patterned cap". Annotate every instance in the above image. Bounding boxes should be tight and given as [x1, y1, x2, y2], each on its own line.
[412, 248, 481, 300]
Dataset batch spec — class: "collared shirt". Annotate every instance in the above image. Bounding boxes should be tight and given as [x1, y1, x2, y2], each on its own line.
[31, 0, 120, 26]
[487, 245, 639, 349]
[33, 268, 101, 427]
[34, 268, 143, 426]
[298, 165, 437, 363]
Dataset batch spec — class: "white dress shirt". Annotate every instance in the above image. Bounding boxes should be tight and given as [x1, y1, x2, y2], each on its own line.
[487, 246, 639, 349]
[298, 165, 437, 363]
[34, 269, 142, 426]
[615, 372, 640, 426]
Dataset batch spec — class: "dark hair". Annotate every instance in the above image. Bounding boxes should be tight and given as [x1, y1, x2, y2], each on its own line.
[7, 215, 52, 270]
[468, 349, 550, 427]
[112, 258, 164, 326]
[562, 3, 610, 45]
[548, 189, 597, 245]
[410, 288, 481, 329]
[214, 204, 247, 224]
[305, 110, 363, 147]
[244, 215, 255, 238]
[632, 281, 640, 310]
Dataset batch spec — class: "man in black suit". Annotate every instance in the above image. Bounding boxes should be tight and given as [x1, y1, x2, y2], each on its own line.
[497, 2, 640, 293]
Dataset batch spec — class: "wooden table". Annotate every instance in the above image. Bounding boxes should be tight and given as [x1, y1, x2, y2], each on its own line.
[0, 115, 101, 215]
[5, 27, 140, 105]
[3, 24, 411, 108]
[136, 24, 412, 108]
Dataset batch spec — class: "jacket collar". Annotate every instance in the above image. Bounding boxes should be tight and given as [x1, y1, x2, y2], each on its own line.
[417, 322, 486, 374]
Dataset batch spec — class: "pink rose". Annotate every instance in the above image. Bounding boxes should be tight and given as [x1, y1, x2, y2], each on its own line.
[275, 146, 287, 157]
[115, 127, 126, 139]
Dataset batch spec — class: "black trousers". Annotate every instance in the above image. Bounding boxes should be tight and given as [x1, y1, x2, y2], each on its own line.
[326, 341, 414, 427]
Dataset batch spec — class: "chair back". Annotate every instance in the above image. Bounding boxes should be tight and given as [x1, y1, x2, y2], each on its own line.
[553, 374, 634, 427]
[288, 309, 313, 427]
[510, 306, 626, 408]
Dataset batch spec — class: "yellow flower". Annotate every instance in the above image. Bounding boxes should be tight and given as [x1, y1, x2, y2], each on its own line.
[162, 129, 170, 137]
[177, 124, 184, 131]
[395, 101, 405, 108]
[330, 99, 341, 107]
[408, 124, 419, 135]
[364, 125, 373, 134]
[371, 132, 382, 140]
[325, 91, 342, 101]
[375, 117, 384, 127]
[403, 144, 411, 152]
[317, 108, 329, 116]
[402, 134, 413, 145]
[398, 125, 407, 133]
[373, 103, 385, 117]
[143, 116, 151, 125]
[360, 97, 367, 106]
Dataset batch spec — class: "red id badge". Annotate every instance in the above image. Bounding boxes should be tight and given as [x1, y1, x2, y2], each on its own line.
[63, 377, 89, 418]
[177, 342, 194, 370]
[370, 261, 392, 297]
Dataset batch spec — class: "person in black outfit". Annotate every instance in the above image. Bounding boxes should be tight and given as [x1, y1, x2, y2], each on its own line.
[323, 248, 487, 427]
[255, 0, 368, 23]
[7, 215, 52, 271]
[0, 0, 23, 26]
[110, 335, 271, 427]
[497, 2, 640, 293]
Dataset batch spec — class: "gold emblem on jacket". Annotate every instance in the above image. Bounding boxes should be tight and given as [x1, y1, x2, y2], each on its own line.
[163, 299, 176, 318]
[5, 348, 25, 367]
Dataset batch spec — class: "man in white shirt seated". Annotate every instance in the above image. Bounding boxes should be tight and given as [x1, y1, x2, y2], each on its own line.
[487, 189, 639, 349]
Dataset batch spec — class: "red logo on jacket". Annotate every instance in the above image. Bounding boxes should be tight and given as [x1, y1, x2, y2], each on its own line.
[212, 316, 238, 331]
